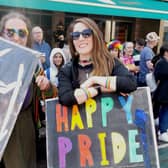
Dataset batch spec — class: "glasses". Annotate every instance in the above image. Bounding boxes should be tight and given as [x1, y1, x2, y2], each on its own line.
[3, 28, 29, 38]
[70, 28, 92, 40]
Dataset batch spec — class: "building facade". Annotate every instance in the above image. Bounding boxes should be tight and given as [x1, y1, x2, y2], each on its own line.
[0, 6, 166, 50]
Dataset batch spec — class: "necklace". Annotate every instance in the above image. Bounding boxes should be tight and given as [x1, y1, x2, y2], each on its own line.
[79, 58, 92, 64]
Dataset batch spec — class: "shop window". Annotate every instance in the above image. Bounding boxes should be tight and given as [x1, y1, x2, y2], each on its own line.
[27, 13, 52, 45]
[163, 26, 168, 43]
[41, 15, 52, 28]
[115, 22, 133, 43]
[27, 14, 41, 26]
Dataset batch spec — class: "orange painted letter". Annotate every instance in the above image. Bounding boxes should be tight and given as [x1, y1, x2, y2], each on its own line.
[78, 134, 94, 167]
[56, 104, 69, 132]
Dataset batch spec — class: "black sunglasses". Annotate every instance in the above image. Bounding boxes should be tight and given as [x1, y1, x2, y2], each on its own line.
[3, 28, 29, 38]
[70, 28, 92, 40]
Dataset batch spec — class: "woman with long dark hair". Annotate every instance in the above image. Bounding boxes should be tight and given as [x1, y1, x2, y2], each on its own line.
[58, 17, 137, 106]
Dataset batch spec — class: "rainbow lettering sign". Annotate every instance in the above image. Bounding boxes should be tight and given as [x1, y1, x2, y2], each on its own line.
[46, 87, 160, 168]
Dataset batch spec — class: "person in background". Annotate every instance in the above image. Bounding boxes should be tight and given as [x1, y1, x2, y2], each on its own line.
[120, 41, 139, 74]
[58, 17, 137, 106]
[40, 48, 66, 113]
[133, 38, 145, 66]
[39, 48, 65, 136]
[32, 26, 52, 141]
[45, 48, 66, 87]
[138, 32, 160, 87]
[106, 39, 123, 58]
[58, 34, 72, 63]
[151, 51, 162, 67]
[153, 44, 168, 142]
[0, 12, 52, 168]
[132, 38, 145, 83]
[32, 26, 51, 70]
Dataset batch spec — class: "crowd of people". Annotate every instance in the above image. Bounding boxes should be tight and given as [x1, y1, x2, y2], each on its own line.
[0, 10, 168, 168]
[106, 32, 168, 143]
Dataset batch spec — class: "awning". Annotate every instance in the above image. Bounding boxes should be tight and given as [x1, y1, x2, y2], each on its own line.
[0, 0, 168, 20]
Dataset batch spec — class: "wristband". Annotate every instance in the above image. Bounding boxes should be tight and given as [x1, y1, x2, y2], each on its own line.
[81, 88, 92, 99]
[85, 88, 92, 98]
[105, 77, 117, 91]
[80, 88, 88, 99]
[105, 77, 111, 89]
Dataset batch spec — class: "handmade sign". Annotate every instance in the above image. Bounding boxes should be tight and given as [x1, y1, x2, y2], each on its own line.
[46, 87, 160, 168]
[0, 37, 39, 159]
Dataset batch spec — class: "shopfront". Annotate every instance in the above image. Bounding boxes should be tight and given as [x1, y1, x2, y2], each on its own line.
[0, 0, 167, 47]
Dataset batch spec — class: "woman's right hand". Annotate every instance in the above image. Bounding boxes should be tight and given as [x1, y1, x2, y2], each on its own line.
[36, 75, 50, 91]
[74, 88, 88, 104]
[74, 87, 98, 104]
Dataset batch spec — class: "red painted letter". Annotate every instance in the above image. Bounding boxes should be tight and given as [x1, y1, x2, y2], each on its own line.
[78, 134, 94, 167]
[56, 104, 69, 132]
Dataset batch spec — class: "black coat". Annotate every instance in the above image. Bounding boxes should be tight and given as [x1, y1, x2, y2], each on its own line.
[154, 57, 168, 104]
[58, 58, 137, 106]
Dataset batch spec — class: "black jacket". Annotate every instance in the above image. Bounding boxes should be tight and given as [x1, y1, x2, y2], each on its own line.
[154, 57, 168, 104]
[58, 58, 137, 106]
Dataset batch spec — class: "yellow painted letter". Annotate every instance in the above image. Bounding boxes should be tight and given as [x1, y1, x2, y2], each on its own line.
[98, 133, 109, 166]
[85, 99, 96, 128]
[71, 105, 84, 131]
[111, 132, 126, 164]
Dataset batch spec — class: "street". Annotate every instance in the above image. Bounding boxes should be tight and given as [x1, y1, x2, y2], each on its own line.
[159, 144, 168, 168]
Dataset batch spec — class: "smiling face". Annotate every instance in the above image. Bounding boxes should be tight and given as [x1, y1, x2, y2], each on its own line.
[3, 18, 28, 46]
[53, 53, 64, 67]
[124, 42, 134, 56]
[72, 22, 93, 60]
[32, 26, 43, 43]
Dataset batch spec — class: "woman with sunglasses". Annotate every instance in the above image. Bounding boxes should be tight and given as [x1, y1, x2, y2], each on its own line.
[58, 17, 137, 106]
[0, 12, 52, 168]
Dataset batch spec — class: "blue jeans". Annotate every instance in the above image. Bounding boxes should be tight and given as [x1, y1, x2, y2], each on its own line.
[159, 104, 168, 133]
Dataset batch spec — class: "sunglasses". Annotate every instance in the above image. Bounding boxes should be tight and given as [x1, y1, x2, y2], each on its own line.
[3, 28, 29, 38]
[70, 28, 92, 40]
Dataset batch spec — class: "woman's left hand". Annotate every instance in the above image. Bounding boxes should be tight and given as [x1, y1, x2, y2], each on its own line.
[36, 75, 50, 90]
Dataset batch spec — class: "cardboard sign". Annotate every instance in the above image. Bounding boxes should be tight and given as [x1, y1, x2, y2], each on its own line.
[0, 37, 39, 159]
[46, 87, 160, 168]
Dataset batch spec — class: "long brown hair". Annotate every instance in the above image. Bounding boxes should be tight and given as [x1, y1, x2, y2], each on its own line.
[0, 11, 32, 47]
[67, 17, 115, 76]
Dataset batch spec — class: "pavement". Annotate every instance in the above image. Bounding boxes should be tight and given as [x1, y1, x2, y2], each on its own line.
[158, 143, 168, 168]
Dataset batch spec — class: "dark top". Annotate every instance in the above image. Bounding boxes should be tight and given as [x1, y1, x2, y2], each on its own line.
[154, 57, 168, 104]
[78, 64, 93, 84]
[58, 58, 137, 106]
